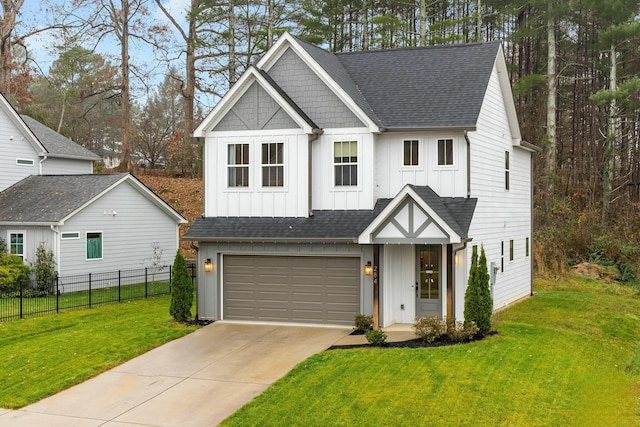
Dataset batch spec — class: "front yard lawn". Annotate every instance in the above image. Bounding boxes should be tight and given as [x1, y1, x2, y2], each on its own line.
[0, 294, 198, 409]
[222, 277, 640, 426]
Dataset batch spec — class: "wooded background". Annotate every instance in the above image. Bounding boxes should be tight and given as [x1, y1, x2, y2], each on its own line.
[2, 0, 640, 276]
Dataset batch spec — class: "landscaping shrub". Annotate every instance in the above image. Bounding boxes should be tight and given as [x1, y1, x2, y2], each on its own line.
[413, 316, 446, 343]
[31, 243, 56, 293]
[354, 314, 373, 332]
[464, 246, 493, 336]
[446, 319, 479, 342]
[365, 329, 387, 346]
[0, 254, 30, 293]
[170, 251, 193, 322]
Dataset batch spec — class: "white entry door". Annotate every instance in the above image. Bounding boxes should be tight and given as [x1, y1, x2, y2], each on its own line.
[416, 245, 441, 317]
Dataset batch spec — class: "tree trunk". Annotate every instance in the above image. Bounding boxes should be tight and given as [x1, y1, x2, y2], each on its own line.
[419, 0, 426, 46]
[0, 0, 24, 98]
[119, 0, 132, 172]
[267, 0, 274, 49]
[228, 1, 236, 86]
[546, 8, 557, 194]
[476, 0, 482, 42]
[602, 42, 617, 223]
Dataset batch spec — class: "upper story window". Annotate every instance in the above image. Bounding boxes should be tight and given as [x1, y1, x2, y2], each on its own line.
[437, 139, 453, 166]
[228, 143, 249, 187]
[403, 140, 419, 166]
[262, 143, 284, 187]
[505, 151, 510, 190]
[9, 232, 24, 259]
[334, 141, 357, 186]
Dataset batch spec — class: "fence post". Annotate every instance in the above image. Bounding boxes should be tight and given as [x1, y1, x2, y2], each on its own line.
[19, 280, 23, 319]
[88, 273, 92, 308]
[145, 267, 148, 298]
[118, 270, 121, 302]
[56, 275, 59, 313]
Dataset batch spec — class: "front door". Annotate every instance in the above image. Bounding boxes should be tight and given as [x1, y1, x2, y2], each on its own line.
[416, 245, 441, 317]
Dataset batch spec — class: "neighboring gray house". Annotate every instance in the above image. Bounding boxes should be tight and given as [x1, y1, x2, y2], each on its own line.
[0, 174, 186, 277]
[186, 33, 539, 327]
[0, 93, 99, 192]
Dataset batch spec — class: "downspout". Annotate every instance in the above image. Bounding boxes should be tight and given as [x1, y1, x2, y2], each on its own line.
[50, 225, 60, 275]
[39, 154, 48, 175]
[308, 130, 322, 216]
[464, 131, 471, 197]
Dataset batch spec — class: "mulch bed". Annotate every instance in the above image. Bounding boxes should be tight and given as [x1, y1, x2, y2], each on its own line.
[327, 329, 496, 350]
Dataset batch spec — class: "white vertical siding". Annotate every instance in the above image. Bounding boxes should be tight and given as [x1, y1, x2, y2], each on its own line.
[58, 182, 179, 277]
[311, 128, 375, 210]
[204, 130, 309, 217]
[466, 64, 532, 312]
[374, 132, 467, 199]
[41, 158, 93, 175]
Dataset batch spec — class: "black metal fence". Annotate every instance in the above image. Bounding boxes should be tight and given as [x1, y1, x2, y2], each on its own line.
[0, 264, 196, 322]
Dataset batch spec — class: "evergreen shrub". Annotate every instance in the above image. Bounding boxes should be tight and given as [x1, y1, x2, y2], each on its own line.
[170, 250, 193, 322]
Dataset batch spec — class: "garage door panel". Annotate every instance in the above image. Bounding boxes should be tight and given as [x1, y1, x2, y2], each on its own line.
[223, 255, 360, 325]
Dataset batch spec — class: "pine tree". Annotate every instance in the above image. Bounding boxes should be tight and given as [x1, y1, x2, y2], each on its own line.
[464, 245, 493, 336]
[170, 250, 193, 322]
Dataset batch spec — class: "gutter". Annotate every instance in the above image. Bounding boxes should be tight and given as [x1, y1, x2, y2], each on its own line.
[181, 236, 358, 244]
[380, 125, 477, 133]
[39, 153, 48, 175]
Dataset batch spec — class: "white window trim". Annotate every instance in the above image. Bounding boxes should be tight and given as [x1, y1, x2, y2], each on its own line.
[16, 158, 35, 166]
[85, 231, 104, 261]
[61, 232, 80, 240]
[260, 141, 286, 189]
[505, 150, 510, 191]
[7, 230, 26, 260]
[436, 138, 455, 168]
[226, 143, 251, 189]
[401, 139, 422, 169]
[332, 140, 360, 189]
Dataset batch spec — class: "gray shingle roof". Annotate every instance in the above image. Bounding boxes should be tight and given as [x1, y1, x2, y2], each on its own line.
[0, 174, 127, 223]
[183, 186, 476, 242]
[21, 115, 100, 160]
[292, 38, 501, 129]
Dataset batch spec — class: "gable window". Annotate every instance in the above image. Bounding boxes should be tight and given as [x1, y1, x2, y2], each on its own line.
[262, 142, 284, 187]
[9, 232, 25, 259]
[61, 232, 80, 239]
[510, 239, 514, 261]
[500, 241, 504, 272]
[437, 139, 453, 166]
[505, 151, 510, 190]
[16, 158, 35, 166]
[86, 232, 103, 260]
[403, 140, 419, 166]
[334, 141, 357, 186]
[228, 143, 249, 187]
[526, 237, 530, 257]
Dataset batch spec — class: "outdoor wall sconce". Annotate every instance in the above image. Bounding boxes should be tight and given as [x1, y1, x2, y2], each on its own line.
[364, 261, 373, 276]
[204, 258, 213, 273]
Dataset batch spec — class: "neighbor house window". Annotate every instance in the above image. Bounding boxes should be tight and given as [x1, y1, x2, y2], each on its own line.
[227, 143, 249, 187]
[505, 151, 510, 190]
[334, 141, 357, 186]
[86, 232, 103, 260]
[61, 232, 80, 239]
[437, 139, 453, 165]
[501, 241, 504, 272]
[262, 143, 284, 187]
[526, 237, 530, 257]
[403, 139, 419, 166]
[16, 158, 34, 166]
[9, 232, 25, 259]
[510, 239, 514, 261]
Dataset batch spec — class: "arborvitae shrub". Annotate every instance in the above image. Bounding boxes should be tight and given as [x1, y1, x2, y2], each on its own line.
[170, 250, 193, 322]
[464, 246, 493, 336]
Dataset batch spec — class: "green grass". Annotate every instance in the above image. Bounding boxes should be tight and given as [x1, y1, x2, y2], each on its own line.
[221, 277, 640, 426]
[0, 294, 198, 409]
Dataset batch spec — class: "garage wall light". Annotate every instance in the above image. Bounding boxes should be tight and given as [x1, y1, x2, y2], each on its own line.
[364, 261, 373, 276]
[204, 258, 213, 273]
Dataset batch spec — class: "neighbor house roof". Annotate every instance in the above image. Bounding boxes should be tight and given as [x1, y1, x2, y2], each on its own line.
[183, 186, 476, 243]
[20, 115, 100, 161]
[0, 174, 186, 225]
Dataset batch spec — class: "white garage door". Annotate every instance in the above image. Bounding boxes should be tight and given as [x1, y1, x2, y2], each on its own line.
[223, 255, 360, 326]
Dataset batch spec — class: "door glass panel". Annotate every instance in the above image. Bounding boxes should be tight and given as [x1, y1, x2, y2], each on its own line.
[419, 246, 440, 299]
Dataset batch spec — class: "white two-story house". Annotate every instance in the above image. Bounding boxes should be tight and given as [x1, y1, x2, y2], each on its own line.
[185, 33, 539, 327]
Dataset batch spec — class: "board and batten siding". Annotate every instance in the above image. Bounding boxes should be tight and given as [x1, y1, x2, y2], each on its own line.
[57, 182, 179, 277]
[0, 118, 40, 192]
[266, 47, 364, 129]
[0, 226, 55, 265]
[196, 241, 373, 321]
[311, 128, 375, 210]
[204, 130, 309, 217]
[466, 62, 532, 312]
[374, 132, 467, 200]
[41, 158, 93, 175]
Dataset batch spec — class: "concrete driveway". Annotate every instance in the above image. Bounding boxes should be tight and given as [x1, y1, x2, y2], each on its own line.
[0, 322, 350, 427]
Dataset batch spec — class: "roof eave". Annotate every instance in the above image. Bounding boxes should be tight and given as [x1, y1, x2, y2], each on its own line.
[0, 221, 61, 226]
[381, 125, 477, 133]
[181, 236, 358, 244]
[40, 152, 99, 161]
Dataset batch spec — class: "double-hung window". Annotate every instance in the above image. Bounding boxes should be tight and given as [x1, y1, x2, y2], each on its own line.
[9, 232, 24, 259]
[228, 143, 249, 187]
[262, 143, 284, 187]
[86, 232, 103, 260]
[334, 141, 357, 186]
[505, 151, 510, 190]
[403, 140, 419, 166]
[437, 139, 453, 166]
